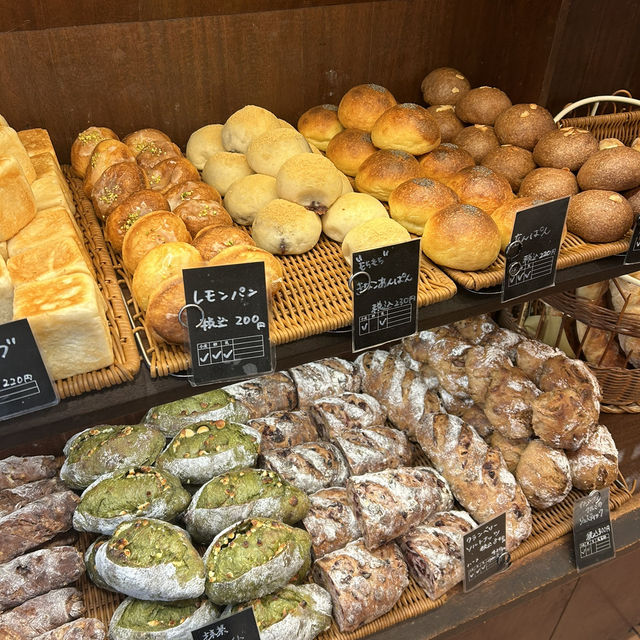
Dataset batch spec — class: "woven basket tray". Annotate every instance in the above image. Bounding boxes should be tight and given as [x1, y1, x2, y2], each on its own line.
[64, 172, 458, 378]
[74, 477, 632, 639]
[559, 109, 640, 144]
[47, 169, 141, 398]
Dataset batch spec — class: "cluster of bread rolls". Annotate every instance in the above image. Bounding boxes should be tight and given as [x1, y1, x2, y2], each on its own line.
[0, 116, 114, 380]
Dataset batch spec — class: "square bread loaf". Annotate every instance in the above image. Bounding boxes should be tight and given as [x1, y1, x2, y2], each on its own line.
[8, 206, 81, 257]
[13, 272, 114, 380]
[0, 155, 37, 241]
[30, 152, 74, 205]
[7, 236, 92, 286]
[0, 256, 13, 324]
[0, 126, 36, 183]
[31, 173, 76, 215]
[17, 129, 58, 165]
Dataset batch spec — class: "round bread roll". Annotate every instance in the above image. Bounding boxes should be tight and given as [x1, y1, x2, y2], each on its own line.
[147, 157, 200, 194]
[297, 104, 344, 151]
[131, 241, 202, 311]
[122, 128, 171, 155]
[276, 153, 343, 212]
[419, 143, 475, 183]
[355, 149, 422, 201]
[488, 431, 529, 474]
[105, 190, 170, 253]
[426, 105, 465, 143]
[221, 105, 280, 153]
[566, 424, 618, 491]
[322, 192, 389, 242]
[337, 83, 397, 131]
[453, 124, 500, 162]
[446, 166, 514, 214]
[454, 86, 512, 125]
[388, 177, 459, 234]
[136, 140, 183, 171]
[246, 128, 311, 176]
[224, 173, 278, 225]
[71, 126, 119, 178]
[599, 137, 625, 150]
[624, 185, 640, 216]
[202, 152, 254, 196]
[326, 128, 377, 177]
[146, 274, 188, 344]
[421, 203, 501, 270]
[277, 119, 296, 131]
[91, 161, 149, 221]
[121, 211, 191, 273]
[515, 440, 572, 510]
[208, 245, 284, 298]
[165, 180, 222, 211]
[491, 197, 539, 250]
[566, 190, 634, 243]
[174, 199, 233, 237]
[252, 199, 322, 255]
[532, 127, 598, 171]
[340, 172, 354, 194]
[370, 103, 441, 155]
[421, 67, 470, 106]
[186, 124, 225, 170]
[342, 217, 411, 266]
[577, 146, 640, 191]
[519, 167, 578, 201]
[192, 225, 255, 261]
[83, 139, 136, 196]
[481, 144, 536, 191]
[493, 103, 556, 150]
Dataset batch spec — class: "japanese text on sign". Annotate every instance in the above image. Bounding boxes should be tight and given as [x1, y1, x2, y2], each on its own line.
[463, 512, 508, 591]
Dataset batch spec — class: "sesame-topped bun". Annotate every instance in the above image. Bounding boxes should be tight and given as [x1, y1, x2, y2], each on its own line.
[567, 190, 634, 243]
[246, 128, 312, 177]
[453, 124, 500, 162]
[577, 146, 640, 191]
[419, 143, 474, 184]
[389, 177, 459, 235]
[342, 217, 410, 266]
[192, 225, 255, 261]
[519, 167, 578, 201]
[337, 84, 397, 132]
[326, 129, 377, 177]
[222, 105, 280, 153]
[532, 127, 598, 171]
[355, 149, 422, 201]
[71, 126, 119, 178]
[252, 199, 322, 255]
[322, 192, 389, 243]
[202, 152, 254, 196]
[421, 203, 501, 270]
[481, 144, 536, 191]
[421, 67, 470, 106]
[186, 124, 225, 170]
[446, 165, 514, 214]
[455, 87, 512, 125]
[426, 105, 465, 143]
[224, 173, 279, 226]
[371, 103, 441, 155]
[297, 104, 344, 151]
[491, 197, 540, 250]
[494, 103, 556, 150]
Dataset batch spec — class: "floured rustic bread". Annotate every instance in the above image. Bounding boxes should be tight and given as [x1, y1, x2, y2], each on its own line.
[489, 431, 529, 474]
[7, 206, 79, 256]
[0, 455, 59, 490]
[32, 617, 107, 639]
[248, 409, 319, 451]
[464, 345, 512, 404]
[515, 338, 562, 380]
[84, 538, 116, 592]
[452, 314, 497, 344]
[312, 538, 408, 633]
[222, 372, 298, 419]
[309, 392, 387, 439]
[289, 358, 361, 407]
[0, 476, 66, 518]
[567, 424, 619, 490]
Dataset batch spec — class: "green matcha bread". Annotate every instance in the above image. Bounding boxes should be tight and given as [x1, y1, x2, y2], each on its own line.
[84, 537, 117, 592]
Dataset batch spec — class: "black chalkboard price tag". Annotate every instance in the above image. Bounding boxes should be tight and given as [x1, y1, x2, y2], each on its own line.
[462, 512, 510, 592]
[181, 262, 274, 387]
[0, 319, 58, 421]
[573, 487, 615, 572]
[624, 219, 640, 265]
[502, 196, 569, 303]
[351, 238, 421, 352]
[191, 607, 260, 640]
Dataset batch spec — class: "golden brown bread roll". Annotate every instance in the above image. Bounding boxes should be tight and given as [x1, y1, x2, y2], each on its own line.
[104, 190, 170, 253]
[420, 203, 501, 270]
[426, 105, 465, 143]
[221, 105, 280, 153]
[518, 167, 578, 201]
[419, 143, 474, 184]
[577, 146, 640, 191]
[446, 165, 514, 214]
[297, 104, 344, 151]
[71, 126, 119, 178]
[421, 67, 470, 106]
[147, 157, 200, 194]
[83, 139, 136, 196]
[355, 149, 422, 201]
[246, 127, 312, 176]
[493, 104, 556, 150]
[122, 128, 171, 156]
[326, 129, 377, 177]
[192, 225, 255, 261]
[566, 190, 634, 243]
[481, 144, 536, 191]
[165, 180, 222, 210]
[173, 199, 232, 237]
[136, 140, 183, 171]
[388, 177, 458, 234]
[455, 86, 512, 125]
[370, 103, 441, 155]
[186, 124, 225, 170]
[491, 196, 539, 250]
[121, 211, 191, 273]
[624, 185, 640, 216]
[322, 192, 389, 243]
[90, 161, 149, 221]
[146, 274, 188, 344]
[337, 83, 397, 131]
[533, 127, 598, 171]
[453, 124, 500, 162]
[342, 217, 411, 266]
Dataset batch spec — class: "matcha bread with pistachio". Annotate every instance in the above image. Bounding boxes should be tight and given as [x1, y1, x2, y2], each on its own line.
[60, 425, 165, 490]
[203, 518, 312, 605]
[109, 597, 219, 640]
[84, 537, 116, 592]
[184, 468, 310, 543]
[95, 518, 205, 601]
[156, 421, 261, 485]
[74, 467, 191, 535]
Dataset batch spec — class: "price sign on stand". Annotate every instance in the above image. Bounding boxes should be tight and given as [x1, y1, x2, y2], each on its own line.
[462, 512, 510, 592]
[502, 197, 569, 303]
[573, 487, 615, 572]
[624, 219, 640, 264]
[181, 262, 274, 387]
[0, 319, 58, 421]
[192, 607, 260, 640]
[351, 238, 421, 352]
